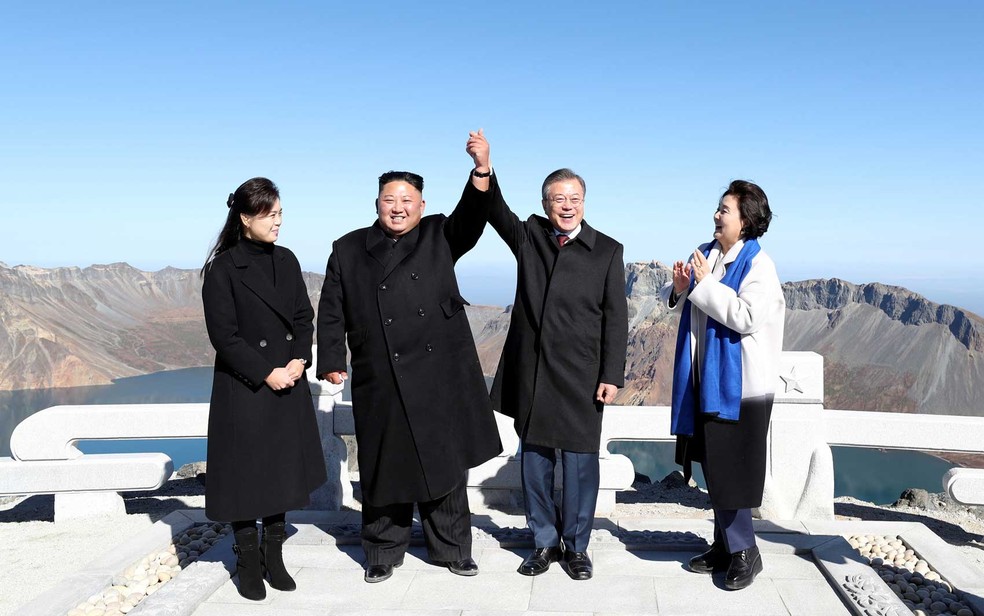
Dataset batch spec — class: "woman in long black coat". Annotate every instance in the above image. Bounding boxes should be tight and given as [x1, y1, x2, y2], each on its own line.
[201, 177, 327, 601]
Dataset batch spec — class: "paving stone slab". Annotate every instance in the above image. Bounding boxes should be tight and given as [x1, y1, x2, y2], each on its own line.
[654, 576, 789, 615]
[757, 553, 832, 581]
[270, 565, 415, 611]
[283, 543, 364, 568]
[29, 512, 984, 616]
[773, 579, 853, 616]
[757, 532, 839, 555]
[465, 612, 592, 616]
[528, 573, 657, 613]
[402, 570, 532, 611]
[193, 604, 319, 616]
[591, 549, 693, 577]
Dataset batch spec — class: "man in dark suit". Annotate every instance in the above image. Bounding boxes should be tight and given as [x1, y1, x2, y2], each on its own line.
[486, 147, 628, 581]
[317, 131, 502, 583]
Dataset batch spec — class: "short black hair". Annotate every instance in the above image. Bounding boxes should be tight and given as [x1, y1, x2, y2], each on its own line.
[378, 171, 424, 194]
[722, 180, 772, 239]
[541, 168, 585, 200]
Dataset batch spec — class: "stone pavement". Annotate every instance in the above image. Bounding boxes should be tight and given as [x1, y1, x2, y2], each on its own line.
[18, 510, 984, 616]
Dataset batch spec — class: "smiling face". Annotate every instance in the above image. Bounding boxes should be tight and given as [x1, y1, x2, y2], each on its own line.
[377, 181, 425, 237]
[541, 179, 585, 234]
[713, 194, 744, 253]
[241, 199, 282, 243]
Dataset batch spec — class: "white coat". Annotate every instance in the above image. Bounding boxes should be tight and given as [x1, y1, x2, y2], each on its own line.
[660, 239, 785, 400]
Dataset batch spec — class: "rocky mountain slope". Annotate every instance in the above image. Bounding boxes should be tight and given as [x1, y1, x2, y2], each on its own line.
[0, 262, 320, 390]
[2, 260, 982, 415]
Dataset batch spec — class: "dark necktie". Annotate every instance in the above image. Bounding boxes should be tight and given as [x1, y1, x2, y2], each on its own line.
[558, 234, 570, 247]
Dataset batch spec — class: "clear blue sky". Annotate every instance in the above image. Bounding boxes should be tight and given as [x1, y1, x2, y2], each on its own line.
[2, 1, 982, 311]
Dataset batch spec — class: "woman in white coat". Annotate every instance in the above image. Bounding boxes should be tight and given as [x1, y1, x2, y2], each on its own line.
[661, 180, 785, 590]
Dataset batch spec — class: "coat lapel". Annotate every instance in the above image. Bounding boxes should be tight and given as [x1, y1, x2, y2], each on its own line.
[366, 223, 394, 269]
[230, 243, 292, 325]
[365, 222, 421, 282]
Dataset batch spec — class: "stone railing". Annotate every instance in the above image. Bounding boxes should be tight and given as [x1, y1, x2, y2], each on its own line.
[3, 351, 984, 521]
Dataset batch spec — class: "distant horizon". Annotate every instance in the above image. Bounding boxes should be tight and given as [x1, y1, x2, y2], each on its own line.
[3, 256, 982, 318]
[3, 2, 981, 320]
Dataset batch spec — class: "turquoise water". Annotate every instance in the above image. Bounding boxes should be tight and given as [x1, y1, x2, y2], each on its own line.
[0, 368, 961, 504]
[0, 367, 213, 467]
[608, 441, 956, 506]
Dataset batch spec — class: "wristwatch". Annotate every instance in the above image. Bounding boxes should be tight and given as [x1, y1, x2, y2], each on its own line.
[471, 168, 492, 178]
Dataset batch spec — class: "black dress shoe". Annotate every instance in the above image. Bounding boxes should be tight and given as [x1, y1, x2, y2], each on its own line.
[364, 562, 401, 583]
[688, 542, 729, 574]
[562, 550, 593, 580]
[445, 557, 479, 576]
[517, 546, 562, 576]
[725, 546, 763, 590]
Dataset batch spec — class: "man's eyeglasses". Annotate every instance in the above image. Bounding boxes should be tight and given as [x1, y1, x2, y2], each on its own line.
[547, 195, 583, 206]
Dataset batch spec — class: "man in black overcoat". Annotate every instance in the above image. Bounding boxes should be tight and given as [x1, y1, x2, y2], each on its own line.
[487, 152, 628, 581]
[317, 131, 502, 583]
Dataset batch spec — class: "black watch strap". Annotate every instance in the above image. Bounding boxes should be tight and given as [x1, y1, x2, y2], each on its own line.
[471, 169, 492, 178]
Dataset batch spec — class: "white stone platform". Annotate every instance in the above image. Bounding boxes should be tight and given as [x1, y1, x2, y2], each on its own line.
[16, 510, 984, 616]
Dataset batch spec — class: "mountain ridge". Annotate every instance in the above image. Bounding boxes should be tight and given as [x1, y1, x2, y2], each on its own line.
[1, 261, 981, 416]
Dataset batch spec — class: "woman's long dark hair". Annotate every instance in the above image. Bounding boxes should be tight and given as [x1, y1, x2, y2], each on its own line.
[201, 177, 280, 275]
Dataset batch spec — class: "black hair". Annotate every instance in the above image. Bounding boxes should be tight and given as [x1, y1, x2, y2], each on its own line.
[378, 171, 424, 194]
[201, 177, 280, 275]
[722, 180, 772, 239]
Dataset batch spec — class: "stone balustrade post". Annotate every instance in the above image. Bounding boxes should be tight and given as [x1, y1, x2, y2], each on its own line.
[758, 351, 835, 520]
[306, 366, 352, 511]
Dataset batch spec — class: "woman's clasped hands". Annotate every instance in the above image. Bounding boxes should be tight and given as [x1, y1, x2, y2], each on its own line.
[265, 359, 307, 391]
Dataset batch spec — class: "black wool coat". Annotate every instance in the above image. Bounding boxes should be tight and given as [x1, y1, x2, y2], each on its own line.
[202, 243, 327, 522]
[489, 182, 629, 453]
[317, 178, 502, 506]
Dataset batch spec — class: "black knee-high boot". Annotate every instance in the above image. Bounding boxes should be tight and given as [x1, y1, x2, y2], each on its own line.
[261, 516, 296, 591]
[233, 524, 266, 600]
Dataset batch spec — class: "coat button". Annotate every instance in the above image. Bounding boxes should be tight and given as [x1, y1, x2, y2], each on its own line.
[411, 272, 419, 280]
[285, 333, 293, 341]
[393, 353, 400, 362]
[426, 344, 433, 352]
[259, 340, 267, 348]
[379, 283, 387, 290]
[384, 318, 393, 326]
[417, 308, 425, 317]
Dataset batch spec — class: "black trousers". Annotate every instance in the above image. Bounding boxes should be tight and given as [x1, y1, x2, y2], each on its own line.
[361, 476, 472, 566]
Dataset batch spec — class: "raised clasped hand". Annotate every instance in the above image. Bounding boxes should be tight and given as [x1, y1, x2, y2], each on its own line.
[466, 128, 490, 171]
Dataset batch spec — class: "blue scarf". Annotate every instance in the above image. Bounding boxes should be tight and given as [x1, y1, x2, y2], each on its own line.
[670, 239, 760, 436]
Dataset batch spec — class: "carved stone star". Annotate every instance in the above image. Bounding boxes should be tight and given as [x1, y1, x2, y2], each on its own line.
[780, 366, 805, 394]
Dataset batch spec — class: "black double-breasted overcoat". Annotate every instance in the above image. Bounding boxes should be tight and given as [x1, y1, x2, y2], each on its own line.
[488, 183, 629, 453]
[202, 243, 327, 522]
[316, 178, 502, 506]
